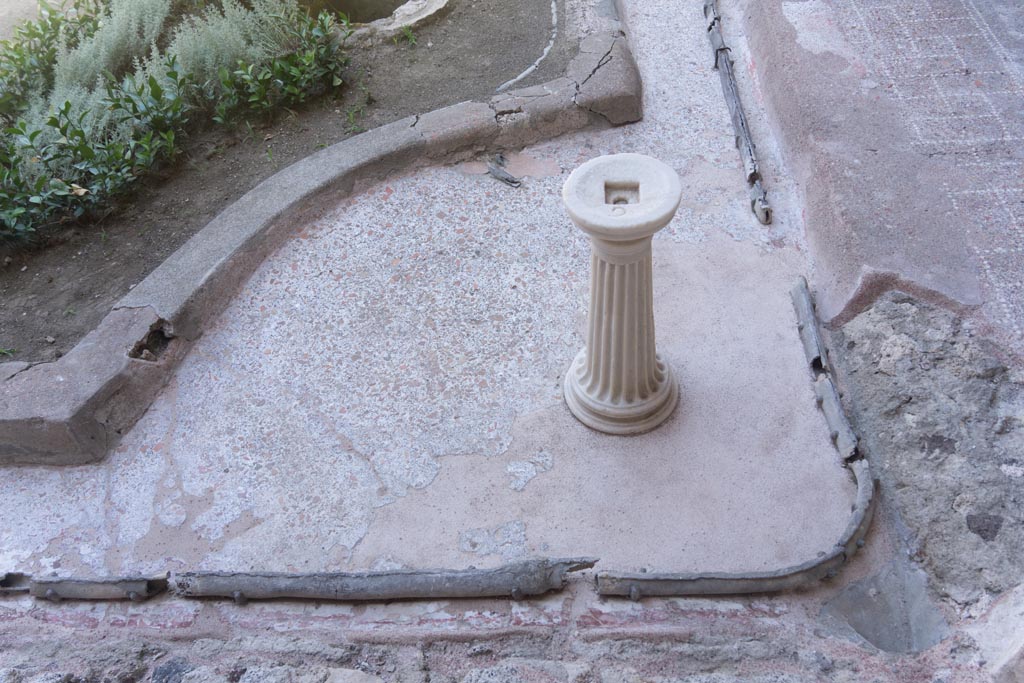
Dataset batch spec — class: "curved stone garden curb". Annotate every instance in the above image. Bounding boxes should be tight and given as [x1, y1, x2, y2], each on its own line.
[0, 0, 641, 466]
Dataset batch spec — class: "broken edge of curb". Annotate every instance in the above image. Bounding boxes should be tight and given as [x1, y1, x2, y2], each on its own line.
[0, 0, 642, 466]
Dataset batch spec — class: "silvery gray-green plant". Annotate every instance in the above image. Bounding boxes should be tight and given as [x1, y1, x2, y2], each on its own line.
[0, 0, 351, 241]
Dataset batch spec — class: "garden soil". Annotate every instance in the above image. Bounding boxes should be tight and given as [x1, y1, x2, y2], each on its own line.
[0, 0, 573, 362]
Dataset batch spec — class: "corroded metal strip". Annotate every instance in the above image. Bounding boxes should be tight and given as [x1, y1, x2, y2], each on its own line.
[836, 458, 877, 557]
[750, 180, 772, 224]
[814, 375, 859, 461]
[0, 572, 29, 594]
[596, 550, 846, 599]
[704, 0, 772, 224]
[29, 575, 168, 602]
[595, 458, 878, 598]
[790, 276, 829, 374]
[172, 557, 597, 603]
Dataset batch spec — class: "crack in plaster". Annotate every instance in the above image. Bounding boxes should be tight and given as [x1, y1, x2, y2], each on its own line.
[0, 360, 46, 382]
[576, 38, 617, 92]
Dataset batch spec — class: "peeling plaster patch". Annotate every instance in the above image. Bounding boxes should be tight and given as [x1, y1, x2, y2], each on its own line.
[205, 448, 382, 571]
[1000, 463, 1023, 478]
[506, 449, 553, 491]
[0, 467, 108, 574]
[370, 449, 441, 502]
[89, 365, 390, 572]
[109, 440, 170, 550]
[459, 521, 528, 561]
[782, 0, 857, 62]
[156, 501, 188, 528]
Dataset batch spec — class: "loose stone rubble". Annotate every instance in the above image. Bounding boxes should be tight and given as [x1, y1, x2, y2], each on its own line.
[831, 293, 1024, 610]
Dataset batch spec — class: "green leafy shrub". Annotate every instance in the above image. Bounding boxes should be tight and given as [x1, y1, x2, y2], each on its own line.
[1, 57, 192, 237]
[214, 10, 349, 124]
[52, 0, 173, 93]
[162, 0, 293, 90]
[0, 0, 351, 242]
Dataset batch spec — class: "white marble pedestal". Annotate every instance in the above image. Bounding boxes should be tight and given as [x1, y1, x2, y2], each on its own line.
[562, 153, 682, 434]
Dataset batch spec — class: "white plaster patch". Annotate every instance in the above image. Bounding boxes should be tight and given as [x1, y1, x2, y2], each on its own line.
[459, 520, 527, 561]
[0, 467, 108, 574]
[370, 449, 441, 502]
[1000, 463, 1024, 478]
[109, 442, 170, 549]
[506, 449, 554, 491]
[156, 501, 188, 528]
[369, 555, 408, 571]
[782, 0, 858, 62]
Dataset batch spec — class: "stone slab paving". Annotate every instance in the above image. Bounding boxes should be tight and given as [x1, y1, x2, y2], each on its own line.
[0, 0, 854, 579]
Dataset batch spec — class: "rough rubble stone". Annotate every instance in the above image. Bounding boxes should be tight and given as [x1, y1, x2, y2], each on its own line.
[324, 669, 385, 683]
[153, 659, 194, 683]
[831, 292, 1024, 606]
[180, 667, 229, 683]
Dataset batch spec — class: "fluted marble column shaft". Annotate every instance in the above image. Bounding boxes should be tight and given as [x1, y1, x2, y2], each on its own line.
[562, 153, 681, 435]
[578, 237, 661, 405]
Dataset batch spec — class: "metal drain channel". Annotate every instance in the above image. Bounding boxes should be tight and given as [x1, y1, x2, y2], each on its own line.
[1, 558, 596, 604]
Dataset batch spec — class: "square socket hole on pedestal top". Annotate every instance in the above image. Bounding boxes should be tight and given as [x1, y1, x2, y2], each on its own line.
[605, 181, 640, 205]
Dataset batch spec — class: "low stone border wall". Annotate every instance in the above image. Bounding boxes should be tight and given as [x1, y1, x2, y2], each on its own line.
[0, 0, 641, 466]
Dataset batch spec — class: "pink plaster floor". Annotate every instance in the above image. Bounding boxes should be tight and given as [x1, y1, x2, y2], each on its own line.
[1, 0, 855, 582]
